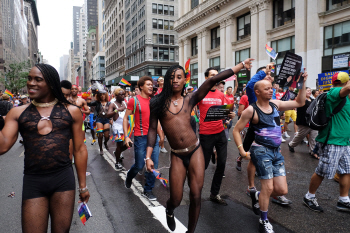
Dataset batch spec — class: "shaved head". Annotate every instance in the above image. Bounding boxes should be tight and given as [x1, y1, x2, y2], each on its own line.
[254, 80, 271, 91]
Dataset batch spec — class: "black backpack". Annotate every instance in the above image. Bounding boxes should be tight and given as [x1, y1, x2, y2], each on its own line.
[305, 92, 346, 146]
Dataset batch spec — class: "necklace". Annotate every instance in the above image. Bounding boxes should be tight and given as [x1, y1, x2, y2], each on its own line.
[172, 97, 182, 106]
[32, 98, 58, 108]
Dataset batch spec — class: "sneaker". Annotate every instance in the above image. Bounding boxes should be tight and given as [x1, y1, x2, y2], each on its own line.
[210, 194, 227, 206]
[246, 187, 257, 197]
[236, 156, 242, 171]
[303, 139, 308, 144]
[120, 153, 124, 160]
[222, 174, 226, 178]
[166, 209, 176, 231]
[284, 132, 290, 138]
[337, 200, 350, 212]
[250, 190, 260, 215]
[143, 191, 157, 201]
[259, 219, 274, 233]
[281, 137, 286, 143]
[288, 143, 295, 152]
[160, 147, 168, 153]
[125, 177, 132, 189]
[115, 162, 123, 171]
[271, 196, 292, 205]
[303, 196, 323, 212]
[91, 139, 96, 145]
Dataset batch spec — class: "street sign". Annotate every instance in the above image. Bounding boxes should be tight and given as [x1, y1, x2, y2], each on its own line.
[333, 54, 349, 69]
[318, 70, 349, 91]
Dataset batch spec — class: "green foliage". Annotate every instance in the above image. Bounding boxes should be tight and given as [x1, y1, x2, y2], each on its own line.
[0, 60, 31, 94]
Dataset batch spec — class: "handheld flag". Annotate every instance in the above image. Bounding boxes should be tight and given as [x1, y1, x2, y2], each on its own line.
[77, 203, 92, 225]
[271, 66, 275, 74]
[152, 170, 168, 187]
[265, 44, 278, 60]
[126, 115, 135, 138]
[119, 78, 131, 86]
[184, 59, 191, 88]
[4, 89, 13, 99]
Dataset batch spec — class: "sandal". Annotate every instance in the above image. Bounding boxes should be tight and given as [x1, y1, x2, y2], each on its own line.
[310, 152, 319, 160]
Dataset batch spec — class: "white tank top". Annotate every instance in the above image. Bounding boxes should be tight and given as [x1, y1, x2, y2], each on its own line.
[112, 101, 126, 133]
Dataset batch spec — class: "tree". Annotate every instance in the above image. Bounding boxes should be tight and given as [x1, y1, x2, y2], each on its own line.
[0, 60, 30, 94]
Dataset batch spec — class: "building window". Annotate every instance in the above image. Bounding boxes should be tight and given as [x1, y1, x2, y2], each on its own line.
[158, 19, 163, 29]
[271, 36, 295, 68]
[191, 37, 198, 56]
[190, 63, 198, 79]
[170, 48, 175, 62]
[152, 19, 157, 29]
[211, 27, 220, 49]
[237, 13, 251, 40]
[164, 5, 169, 15]
[164, 35, 169, 44]
[324, 20, 350, 56]
[170, 35, 175, 45]
[169, 21, 174, 30]
[159, 34, 163, 44]
[153, 34, 157, 44]
[209, 57, 220, 69]
[235, 48, 250, 65]
[152, 4, 157, 14]
[327, 0, 349, 11]
[158, 4, 163, 14]
[164, 20, 169, 30]
[159, 48, 169, 61]
[169, 6, 174, 16]
[273, 0, 295, 28]
[153, 47, 158, 61]
[191, 0, 199, 9]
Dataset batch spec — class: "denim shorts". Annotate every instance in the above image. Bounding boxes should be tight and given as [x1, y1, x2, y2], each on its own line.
[96, 117, 110, 125]
[250, 145, 286, 180]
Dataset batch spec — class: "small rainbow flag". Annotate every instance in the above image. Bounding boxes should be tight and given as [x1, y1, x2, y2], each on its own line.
[84, 138, 86, 143]
[110, 134, 125, 142]
[193, 86, 198, 92]
[126, 115, 135, 138]
[4, 89, 13, 99]
[152, 170, 168, 187]
[119, 78, 131, 86]
[77, 203, 92, 225]
[96, 128, 104, 133]
[265, 44, 278, 60]
[184, 59, 191, 88]
[191, 110, 199, 123]
[271, 66, 275, 73]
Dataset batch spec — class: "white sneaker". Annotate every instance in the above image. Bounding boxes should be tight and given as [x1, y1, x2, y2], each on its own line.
[160, 147, 168, 153]
[281, 137, 286, 142]
[284, 132, 290, 138]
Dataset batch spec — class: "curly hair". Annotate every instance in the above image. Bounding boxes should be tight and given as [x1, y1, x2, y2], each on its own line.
[96, 92, 109, 102]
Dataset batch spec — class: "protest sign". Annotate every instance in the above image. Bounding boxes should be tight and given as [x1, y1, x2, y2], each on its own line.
[204, 104, 234, 122]
[277, 51, 303, 88]
[318, 70, 349, 91]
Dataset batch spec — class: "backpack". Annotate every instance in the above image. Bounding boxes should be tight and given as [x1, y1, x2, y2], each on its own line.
[305, 92, 346, 147]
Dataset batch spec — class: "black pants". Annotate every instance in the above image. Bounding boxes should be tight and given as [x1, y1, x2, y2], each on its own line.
[200, 130, 227, 196]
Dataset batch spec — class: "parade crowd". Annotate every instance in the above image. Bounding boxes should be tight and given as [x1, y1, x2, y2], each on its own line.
[0, 61, 349, 233]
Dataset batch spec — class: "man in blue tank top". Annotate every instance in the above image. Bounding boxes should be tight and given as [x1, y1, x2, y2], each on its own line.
[232, 71, 308, 233]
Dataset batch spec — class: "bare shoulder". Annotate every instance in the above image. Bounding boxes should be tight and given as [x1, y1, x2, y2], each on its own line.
[270, 99, 281, 108]
[66, 104, 81, 118]
[242, 105, 254, 115]
[7, 104, 30, 120]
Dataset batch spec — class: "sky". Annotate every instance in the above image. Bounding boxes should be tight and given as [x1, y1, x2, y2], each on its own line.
[37, 0, 84, 71]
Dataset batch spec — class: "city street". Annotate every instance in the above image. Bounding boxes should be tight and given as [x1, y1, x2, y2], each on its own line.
[1, 120, 349, 233]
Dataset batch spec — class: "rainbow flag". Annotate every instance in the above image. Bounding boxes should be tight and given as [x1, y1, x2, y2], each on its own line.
[152, 170, 168, 187]
[193, 86, 198, 92]
[110, 134, 125, 142]
[119, 78, 131, 86]
[77, 203, 92, 225]
[184, 59, 191, 88]
[96, 128, 104, 133]
[84, 138, 86, 143]
[191, 110, 199, 123]
[126, 115, 135, 138]
[265, 44, 278, 60]
[4, 89, 13, 99]
[271, 66, 275, 73]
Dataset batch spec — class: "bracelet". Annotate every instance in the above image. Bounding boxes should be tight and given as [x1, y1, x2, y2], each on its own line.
[237, 144, 243, 149]
[144, 158, 151, 162]
[78, 186, 88, 194]
[242, 61, 245, 68]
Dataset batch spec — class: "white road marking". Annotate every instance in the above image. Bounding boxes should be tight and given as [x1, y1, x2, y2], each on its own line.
[101, 149, 188, 233]
[19, 151, 24, 157]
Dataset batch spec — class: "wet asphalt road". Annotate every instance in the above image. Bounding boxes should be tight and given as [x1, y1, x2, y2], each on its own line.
[1, 119, 350, 233]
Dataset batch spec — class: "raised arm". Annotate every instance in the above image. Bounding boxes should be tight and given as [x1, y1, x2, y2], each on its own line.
[106, 102, 117, 119]
[69, 105, 90, 203]
[81, 99, 90, 115]
[0, 108, 20, 155]
[189, 58, 254, 107]
[233, 78, 239, 96]
[272, 70, 308, 111]
[145, 105, 159, 172]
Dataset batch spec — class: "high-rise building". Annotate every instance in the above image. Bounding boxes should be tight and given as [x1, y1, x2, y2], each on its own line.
[73, 6, 82, 55]
[123, 0, 179, 83]
[92, 51, 105, 81]
[175, 0, 350, 90]
[59, 55, 69, 81]
[97, 0, 106, 52]
[84, 0, 98, 30]
[24, 0, 40, 67]
[85, 28, 97, 86]
[104, 0, 125, 85]
[78, 6, 87, 87]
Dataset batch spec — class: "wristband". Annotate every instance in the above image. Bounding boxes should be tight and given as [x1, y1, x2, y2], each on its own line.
[242, 61, 245, 68]
[78, 186, 88, 194]
[144, 158, 151, 162]
[237, 144, 243, 149]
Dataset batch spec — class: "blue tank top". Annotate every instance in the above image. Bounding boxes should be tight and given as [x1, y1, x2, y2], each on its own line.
[251, 102, 281, 148]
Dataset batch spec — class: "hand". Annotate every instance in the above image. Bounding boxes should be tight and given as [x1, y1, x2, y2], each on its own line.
[287, 76, 293, 83]
[302, 69, 308, 82]
[228, 112, 236, 119]
[78, 191, 90, 204]
[146, 159, 154, 172]
[242, 151, 251, 160]
[125, 137, 133, 148]
[243, 58, 254, 71]
[265, 62, 275, 73]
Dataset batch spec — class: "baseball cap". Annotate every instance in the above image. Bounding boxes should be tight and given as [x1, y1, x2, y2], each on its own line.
[21, 95, 27, 99]
[332, 72, 349, 85]
[2, 94, 9, 100]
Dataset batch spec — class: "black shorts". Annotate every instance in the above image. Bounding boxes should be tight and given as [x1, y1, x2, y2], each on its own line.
[22, 166, 75, 200]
